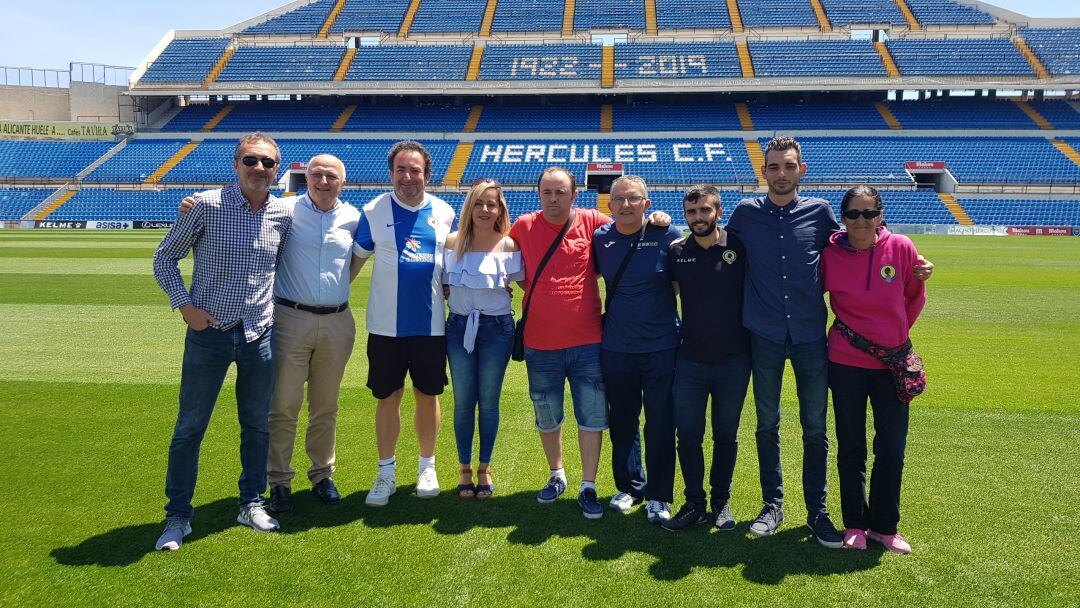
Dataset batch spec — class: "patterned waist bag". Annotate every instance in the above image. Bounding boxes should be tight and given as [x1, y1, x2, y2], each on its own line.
[832, 318, 926, 405]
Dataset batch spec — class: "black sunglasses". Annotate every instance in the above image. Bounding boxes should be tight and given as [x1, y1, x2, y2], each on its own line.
[842, 208, 882, 220]
[241, 156, 277, 169]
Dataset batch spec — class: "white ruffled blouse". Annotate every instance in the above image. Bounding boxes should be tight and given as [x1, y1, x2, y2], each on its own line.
[443, 246, 524, 317]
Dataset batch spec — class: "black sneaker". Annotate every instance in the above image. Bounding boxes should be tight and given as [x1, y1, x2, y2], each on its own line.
[267, 484, 293, 514]
[749, 503, 784, 537]
[660, 503, 709, 532]
[714, 503, 736, 531]
[807, 512, 843, 549]
[313, 477, 341, 503]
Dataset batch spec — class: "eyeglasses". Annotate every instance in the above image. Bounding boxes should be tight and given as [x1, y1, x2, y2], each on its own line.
[842, 208, 882, 220]
[241, 156, 277, 169]
[611, 195, 645, 205]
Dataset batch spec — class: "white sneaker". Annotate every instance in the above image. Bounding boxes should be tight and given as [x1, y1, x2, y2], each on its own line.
[646, 500, 671, 524]
[366, 473, 397, 506]
[237, 504, 280, 532]
[155, 518, 191, 551]
[417, 466, 440, 498]
[609, 492, 636, 513]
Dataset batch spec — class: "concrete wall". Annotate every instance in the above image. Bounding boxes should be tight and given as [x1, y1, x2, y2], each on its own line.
[0, 85, 69, 121]
[69, 82, 131, 122]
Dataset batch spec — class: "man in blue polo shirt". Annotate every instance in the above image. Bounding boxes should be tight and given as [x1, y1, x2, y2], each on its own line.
[594, 175, 682, 524]
[727, 136, 933, 548]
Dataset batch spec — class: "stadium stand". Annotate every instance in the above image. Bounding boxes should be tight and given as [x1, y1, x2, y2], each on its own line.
[242, 0, 337, 34]
[479, 45, 602, 80]
[410, 0, 487, 33]
[84, 140, 191, 182]
[1020, 28, 1080, 76]
[655, 0, 732, 30]
[885, 98, 1044, 129]
[614, 104, 744, 131]
[47, 189, 199, 221]
[614, 43, 742, 79]
[905, 0, 995, 25]
[0, 141, 115, 179]
[574, 0, 646, 30]
[475, 106, 602, 132]
[217, 46, 347, 81]
[959, 197, 1080, 226]
[329, 1, 411, 33]
[817, 0, 906, 26]
[886, 39, 1034, 76]
[748, 41, 889, 77]
[738, 0, 818, 28]
[140, 38, 232, 83]
[490, 0, 564, 32]
[0, 189, 54, 220]
[747, 101, 887, 130]
[343, 105, 471, 131]
[345, 45, 472, 81]
[1029, 101, 1080, 129]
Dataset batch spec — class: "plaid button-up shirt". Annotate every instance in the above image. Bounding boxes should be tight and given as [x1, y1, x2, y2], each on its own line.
[153, 185, 293, 343]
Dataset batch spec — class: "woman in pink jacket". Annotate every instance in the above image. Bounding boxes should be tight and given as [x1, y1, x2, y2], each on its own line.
[822, 186, 926, 554]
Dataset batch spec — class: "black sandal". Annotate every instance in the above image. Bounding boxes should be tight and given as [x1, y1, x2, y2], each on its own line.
[476, 466, 493, 500]
[457, 466, 475, 499]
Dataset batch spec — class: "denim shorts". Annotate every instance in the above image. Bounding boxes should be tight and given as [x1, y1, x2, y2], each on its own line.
[524, 343, 607, 432]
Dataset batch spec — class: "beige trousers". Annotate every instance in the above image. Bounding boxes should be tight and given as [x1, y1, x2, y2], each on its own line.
[267, 303, 356, 488]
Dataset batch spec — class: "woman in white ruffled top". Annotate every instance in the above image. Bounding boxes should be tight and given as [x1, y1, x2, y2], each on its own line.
[443, 179, 524, 500]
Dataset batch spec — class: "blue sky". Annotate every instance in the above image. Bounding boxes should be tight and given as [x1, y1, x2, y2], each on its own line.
[0, 0, 1075, 70]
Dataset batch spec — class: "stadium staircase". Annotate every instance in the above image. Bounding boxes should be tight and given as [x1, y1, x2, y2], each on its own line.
[399, 0, 422, 37]
[444, 142, 474, 187]
[464, 105, 483, 132]
[597, 193, 611, 215]
[874, 102, 903, 130]
[1013, 38, 1050, 80]
[1013, 100, 1054, 130]
[736, 43, 754, 78]
[735, 102, 755, 130]
[1051, 140, 1080, 168]
[602, 46, 615, 88]
[480, 0, 499, 37]
[600, 104, 613, 133]
[563, 0, 576, 37]
[894, 0, 922, 30]
[203, 47, 235, 89]
[331, 105, 356, 132]
[809, 0, 832, 32]
[938, 193, 973, 225]
[726, 0, 744, 34]
[645, 0, 658, 36]
[334, 48, 357, 81]
[743, 140, 768, 189]
[33, 189, 77, 221]
[145, 141, 201, 184]
[874, 42, 901, 77]
[466, 47, 485, 81]
[319, 0, 347, 38]
[201, 105, 234, 132]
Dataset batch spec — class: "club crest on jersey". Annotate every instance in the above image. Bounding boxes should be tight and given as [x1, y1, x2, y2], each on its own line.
[427, 216, 439, 227]
[404, 237, 422, 253]
[880, 264, 896, 283]
[722, 250, 737, 264]
[400, 237, 434, 263]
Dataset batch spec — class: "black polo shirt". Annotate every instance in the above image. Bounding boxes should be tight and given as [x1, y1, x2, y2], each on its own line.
[668, 231, 750, 364]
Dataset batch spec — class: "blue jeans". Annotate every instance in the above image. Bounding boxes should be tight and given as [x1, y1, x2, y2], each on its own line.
[524, 343, 607, 432]
[165, 325, 275, 520]
[447, 313, 515, 465]
[601, 348, 676, 503]
[672, 354, 751, 511]
[750, 332, 830, 516]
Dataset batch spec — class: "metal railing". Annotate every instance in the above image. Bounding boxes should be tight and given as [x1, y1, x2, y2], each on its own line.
[1, 63, 134, 88]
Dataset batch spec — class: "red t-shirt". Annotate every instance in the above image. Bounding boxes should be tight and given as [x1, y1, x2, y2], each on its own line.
[509, 208, 611, 350]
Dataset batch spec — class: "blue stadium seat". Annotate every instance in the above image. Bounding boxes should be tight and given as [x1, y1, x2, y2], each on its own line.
[140, 38, 231, 83]
[1029, 100, 1080, 129]
[738, 0, 818, 28]
[330, 2, 411, 33]
[748, 101, 887, 129]
[344, 105, 471, 131]
[243, 0, 337, 34]
[476, 106, 601, 132]
[345, 45, 472, 80]
[480, 45, 601, 81]
[217, 46, 346, 81]
[615, 43, 742, 79]
[574, 0, 645, 30]
[0, 188, 55, 220]
[411, 0, 486, 33]
[906, 0, 995, 25]
[0, 141, 114, 179]
[84, 140, 190, 182]
[886, 99, 1043, 130]
[655, 0, 732, 30]
[960, 197, 1080, 226]
[1020, 28, 1080, 77]
[615, 104, 744, 131]
[749, 40, 887, 77]
[886, 39, 1033, 76]
[818, 0, 905, 26]
[49, 189, 199, 221]
[491, 0, 563, 32]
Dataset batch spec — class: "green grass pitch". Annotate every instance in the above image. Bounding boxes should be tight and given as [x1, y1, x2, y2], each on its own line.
[0, 230, 1077, 606]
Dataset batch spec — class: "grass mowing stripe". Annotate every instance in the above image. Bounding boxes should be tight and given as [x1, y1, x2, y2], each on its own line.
[0, 258, 192, 275]
[0, 246, 156, 258]
[0, 273, 170, 305]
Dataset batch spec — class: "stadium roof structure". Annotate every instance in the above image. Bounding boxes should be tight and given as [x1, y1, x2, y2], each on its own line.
[127, 0, 1080, 97]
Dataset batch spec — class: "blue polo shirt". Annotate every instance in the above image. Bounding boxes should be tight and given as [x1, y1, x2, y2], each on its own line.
[726, 195, 840, 345]
[593, 222, 682, 354]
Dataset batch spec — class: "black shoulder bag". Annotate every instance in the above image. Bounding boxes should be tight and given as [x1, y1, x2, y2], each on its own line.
[512, 211, 575, 362]
[602, 223, 648, 327]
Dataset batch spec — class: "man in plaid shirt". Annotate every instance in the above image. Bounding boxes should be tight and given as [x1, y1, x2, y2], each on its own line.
[152, 132, 293, 551]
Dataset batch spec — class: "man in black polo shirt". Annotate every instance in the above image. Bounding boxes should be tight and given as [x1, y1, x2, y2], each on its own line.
[661, 185, 751, 532]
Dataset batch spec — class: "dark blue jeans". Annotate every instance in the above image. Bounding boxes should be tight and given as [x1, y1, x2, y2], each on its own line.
[601, 348, 677, 503]
[750, 332, 830, 517]
[672, 354, 751, 511]
[446, 313, 515, 465]
[165, 325, 275, 520]
[830, 362, 909, 535]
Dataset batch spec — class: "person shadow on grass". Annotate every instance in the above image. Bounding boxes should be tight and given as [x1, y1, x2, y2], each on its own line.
[52, 488, 883, 583]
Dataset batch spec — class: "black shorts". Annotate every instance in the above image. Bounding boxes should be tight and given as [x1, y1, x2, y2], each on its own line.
[366, 333, 448, 399]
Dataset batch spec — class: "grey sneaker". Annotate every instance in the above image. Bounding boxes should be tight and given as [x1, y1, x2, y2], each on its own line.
[645, 500, 671, 524]
[609, 492, 639, 513]
[237, 504, 280, 532]
[749, 504, 784, 537]
[714, 503, 736, 531]
[155, 518, 191, 551]
[365, 473, 397, 507]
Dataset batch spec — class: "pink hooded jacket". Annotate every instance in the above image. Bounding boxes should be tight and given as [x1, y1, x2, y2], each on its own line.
[821, 227, 926, 370]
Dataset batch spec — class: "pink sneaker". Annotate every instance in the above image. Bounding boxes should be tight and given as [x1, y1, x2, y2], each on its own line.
[869, 530, 911, 554]
[843, 528, 867, 550]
